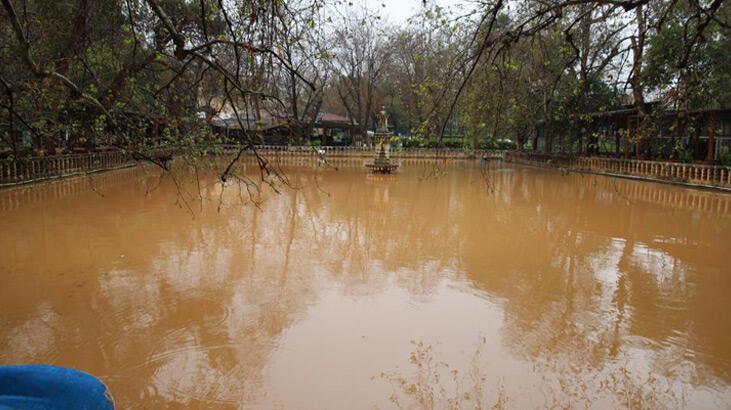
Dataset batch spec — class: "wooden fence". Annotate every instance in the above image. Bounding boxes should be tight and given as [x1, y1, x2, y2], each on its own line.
[505, 151, 731, 190]
[220, 145, 506, 159]
[0, 146, 505, 187]
[0, 151, 133, 186]
[3, 146, 730, 192]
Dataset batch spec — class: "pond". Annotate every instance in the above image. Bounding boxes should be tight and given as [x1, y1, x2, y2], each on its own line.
[1, 158, 730, 408]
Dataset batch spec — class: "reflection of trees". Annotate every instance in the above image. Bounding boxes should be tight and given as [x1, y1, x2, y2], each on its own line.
[369, 164, 729, 407]
[1, 159, 729, 407]
[0, 167, 322, 408]
[302, 166, 464, 296]
[276, 160, 730, 393]
[455, 166, 731, 387]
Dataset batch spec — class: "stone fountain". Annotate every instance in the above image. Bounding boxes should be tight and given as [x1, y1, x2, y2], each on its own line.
[366, 107, 399, 174]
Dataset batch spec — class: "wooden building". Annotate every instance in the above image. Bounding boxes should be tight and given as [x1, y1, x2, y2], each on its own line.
[209, 111, 357, 146]
[534, 105, 731, 163]
[312, 112, 358, 146]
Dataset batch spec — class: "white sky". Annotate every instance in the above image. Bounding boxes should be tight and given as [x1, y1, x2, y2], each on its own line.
[345, 0, 472, 25]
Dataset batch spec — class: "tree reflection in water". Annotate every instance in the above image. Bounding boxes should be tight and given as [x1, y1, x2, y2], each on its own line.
[0, 158, 729, 408]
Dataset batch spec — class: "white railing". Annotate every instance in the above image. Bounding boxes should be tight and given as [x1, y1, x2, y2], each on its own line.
[218, 144, 506, 159]
[505, 151, 731, 189]
[0, 151, 132, 186]
[0, 148, 182, 186]
[0, 145, 505, 186]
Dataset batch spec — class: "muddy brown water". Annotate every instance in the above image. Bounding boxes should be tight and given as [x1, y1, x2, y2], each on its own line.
[1, 159, 730, 409]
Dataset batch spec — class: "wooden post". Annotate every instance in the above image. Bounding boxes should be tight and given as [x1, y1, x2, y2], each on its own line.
[624, 115, 631, 159]
[706, 111, 716, 163]
[635, 115, 641, 160]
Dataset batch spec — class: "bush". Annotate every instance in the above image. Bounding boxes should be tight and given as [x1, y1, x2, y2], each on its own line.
[402, 137, 422, 148]
[719, 147, 731, 166]
[477, 139, 516, 150]
[443, 138, 464, 149]
[477, 140, 495, 150]
[497, 139, 517, 150]
[399, 137, 516, 150]
[400, 137, 465, 148]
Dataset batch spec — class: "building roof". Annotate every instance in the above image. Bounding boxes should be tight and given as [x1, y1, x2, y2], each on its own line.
[210, 116, 258, 129]
[317, 112, 355, 125]
[588, 101, 731, 117]
[211, 111, 358, 130]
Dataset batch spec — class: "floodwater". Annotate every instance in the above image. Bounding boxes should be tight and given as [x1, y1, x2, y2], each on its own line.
[1, 158, 730, 409]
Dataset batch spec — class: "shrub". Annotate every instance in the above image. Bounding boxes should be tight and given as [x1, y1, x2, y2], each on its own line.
[496, 139, 517, 150]
[478, 139, 516, 150]
[401, 137, 464, 148]
[443, 138, 464, 149]
[719, 147, 731, 166]
[402, 138, 422, 148]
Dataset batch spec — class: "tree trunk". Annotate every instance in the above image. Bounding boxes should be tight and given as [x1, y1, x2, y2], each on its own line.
[545, 115, 553, 153]
[629, 5, 647, 159]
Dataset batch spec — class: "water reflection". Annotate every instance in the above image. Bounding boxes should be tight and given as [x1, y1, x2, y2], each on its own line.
[0, 159, 729, 408]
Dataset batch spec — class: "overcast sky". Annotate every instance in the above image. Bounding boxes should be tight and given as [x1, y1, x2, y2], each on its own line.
[345, 0, 471, 25]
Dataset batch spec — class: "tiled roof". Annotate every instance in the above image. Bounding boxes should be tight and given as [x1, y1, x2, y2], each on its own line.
[317, 112, 356, 125]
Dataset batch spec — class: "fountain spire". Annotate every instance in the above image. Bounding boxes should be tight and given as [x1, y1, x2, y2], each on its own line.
[366, 106, 399, 174]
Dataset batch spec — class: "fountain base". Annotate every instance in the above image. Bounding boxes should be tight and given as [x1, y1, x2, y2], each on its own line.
[365, 163, 399, 173]
[366, 145, 399, 173]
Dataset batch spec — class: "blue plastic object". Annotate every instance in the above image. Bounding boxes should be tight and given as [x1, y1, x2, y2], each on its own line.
[0, 365, 113, 409]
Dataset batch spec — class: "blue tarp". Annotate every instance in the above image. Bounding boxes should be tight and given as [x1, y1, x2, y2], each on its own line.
[0, 365, 113, 409]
